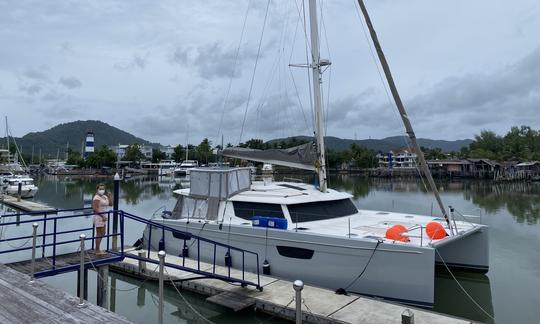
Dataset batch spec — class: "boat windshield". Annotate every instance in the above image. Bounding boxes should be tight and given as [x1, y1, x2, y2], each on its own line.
[287, 199, 358, 223]
[232, 201, 285, 220]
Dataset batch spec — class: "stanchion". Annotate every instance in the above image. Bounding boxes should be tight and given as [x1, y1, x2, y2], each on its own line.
[112, 173, 120, 251]
[158, 250, 166, 324]
[30, 223, 38, 282]
[293, 280, 304, 324]
[138, 250, 146, 273]
[78, 234, 86, 307]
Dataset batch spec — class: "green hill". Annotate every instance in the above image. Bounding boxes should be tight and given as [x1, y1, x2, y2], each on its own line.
[269, 135, 472, 152]
[1, 120, 158, 159]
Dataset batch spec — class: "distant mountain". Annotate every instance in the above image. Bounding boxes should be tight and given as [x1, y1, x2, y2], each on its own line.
[1, 120, 158, 158]
[269, 135, 473, 152]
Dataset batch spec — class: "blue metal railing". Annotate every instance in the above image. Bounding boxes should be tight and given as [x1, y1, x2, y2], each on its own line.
[0, 208, 123, 276]
[0, 208, 262, 289]
[119, 211, 261, 290]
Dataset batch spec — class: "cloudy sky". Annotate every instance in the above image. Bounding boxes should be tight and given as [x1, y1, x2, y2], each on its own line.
[1, 0, 539, 146]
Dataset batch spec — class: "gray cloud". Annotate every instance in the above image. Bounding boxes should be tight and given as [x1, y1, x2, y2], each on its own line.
[23, 68, 49, 82]
[58, 76, 82, 89]
[19, 83, 43, 95]
[171, 42, 258, 80]
[1, 0, 540, 145]
[114, 53, 149, 71]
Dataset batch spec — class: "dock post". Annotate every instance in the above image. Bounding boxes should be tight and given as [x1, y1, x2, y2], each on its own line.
[96, 265, 109, 309]
[30, 223, 38, 282]
[110, 277, 117, 312]
[112, 173, 120, 251]
[293, 280, 304, 324]
[78, 234, 86, 307]
[17, 182, 22, 202]
[158, 250, 166, 324]
[138, 250, 146, 273]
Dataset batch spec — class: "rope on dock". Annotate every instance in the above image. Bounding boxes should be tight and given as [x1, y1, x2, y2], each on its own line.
[340, 239, 382, 293]
[301, 298, 322, 323]
[261, 297, 295, 323]
[435, 249, 495, 321]
[83, 249, 160, 292]
[164, 267, 215, 324]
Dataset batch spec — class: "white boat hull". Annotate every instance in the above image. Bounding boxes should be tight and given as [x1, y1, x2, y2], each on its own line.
[145, 221, 439, 306]
[5, 186, 38, 198]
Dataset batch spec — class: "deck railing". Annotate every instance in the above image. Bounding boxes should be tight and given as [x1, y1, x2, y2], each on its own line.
[0, 208, 262, 289]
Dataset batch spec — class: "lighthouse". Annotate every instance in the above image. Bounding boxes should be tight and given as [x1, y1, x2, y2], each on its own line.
[84, 131, 94, 158]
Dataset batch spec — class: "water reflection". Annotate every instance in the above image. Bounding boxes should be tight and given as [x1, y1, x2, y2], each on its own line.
[434, 269, 494, 324]
[7, 174, 539, 323]
[329, 176, 540, 224]
[108, 271, 288, 324]
[465, 181, 540, 224]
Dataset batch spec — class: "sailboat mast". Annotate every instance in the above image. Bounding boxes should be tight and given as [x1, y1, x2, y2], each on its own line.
[5, 116, 9, 157]
[185, 126, 189, 161]
[308, 0, 328, 192]
[356, 0, 453, 232]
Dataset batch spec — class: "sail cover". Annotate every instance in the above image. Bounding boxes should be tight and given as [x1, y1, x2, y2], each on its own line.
[223, 142, 317, 171]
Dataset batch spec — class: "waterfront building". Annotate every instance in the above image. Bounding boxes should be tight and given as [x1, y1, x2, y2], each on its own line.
[376, 149, 417, 169]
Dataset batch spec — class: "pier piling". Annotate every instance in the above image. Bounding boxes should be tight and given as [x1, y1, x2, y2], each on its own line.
[78, 234, 86, 306]
[97, 265, 109, 309]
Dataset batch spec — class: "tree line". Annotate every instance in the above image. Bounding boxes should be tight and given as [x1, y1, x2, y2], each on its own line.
[14, 126, 539, 169]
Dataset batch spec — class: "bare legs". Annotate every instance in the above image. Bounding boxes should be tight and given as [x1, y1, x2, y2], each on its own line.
[95, 226, 106, 255]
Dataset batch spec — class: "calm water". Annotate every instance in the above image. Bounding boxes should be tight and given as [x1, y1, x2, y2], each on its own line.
[1, 174, 538, 324]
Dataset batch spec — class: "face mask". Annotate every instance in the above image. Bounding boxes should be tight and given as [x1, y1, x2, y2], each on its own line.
[98, 189, 105, 195]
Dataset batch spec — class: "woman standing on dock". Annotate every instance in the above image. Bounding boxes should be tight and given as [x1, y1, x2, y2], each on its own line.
[92, 183, 112, 255]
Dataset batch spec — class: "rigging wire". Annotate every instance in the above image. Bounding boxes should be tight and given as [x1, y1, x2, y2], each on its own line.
[435, 249, 495, 321]
[351, 0, 430, 193]
[238, 0, 272, 145]
[215, 0, 252, 145]
[287, 15, 310, 132]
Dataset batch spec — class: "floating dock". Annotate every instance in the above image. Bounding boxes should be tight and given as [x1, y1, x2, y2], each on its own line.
[112, 249, 471, 324]
[0, 263, 132, 324]
[0, 194, 56, 212]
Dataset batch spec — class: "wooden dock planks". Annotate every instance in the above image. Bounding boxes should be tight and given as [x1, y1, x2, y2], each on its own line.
[206, 291, 255, 311]
[7, 250, 115, 276]
[0, 263, 132, 324]
[0, 194, 56, 212]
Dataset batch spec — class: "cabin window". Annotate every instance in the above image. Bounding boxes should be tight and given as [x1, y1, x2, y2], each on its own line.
[232, 201, 284, 220]
[288, 199, 358, 223]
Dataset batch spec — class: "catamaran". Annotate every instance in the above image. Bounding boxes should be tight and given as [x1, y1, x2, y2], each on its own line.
[144, 0, 489, 307]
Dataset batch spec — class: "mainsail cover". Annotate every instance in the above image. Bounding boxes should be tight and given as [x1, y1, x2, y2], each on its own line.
[223, 142, 317, 171]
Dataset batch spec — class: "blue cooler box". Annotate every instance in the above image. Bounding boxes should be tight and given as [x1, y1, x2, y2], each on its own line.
[252, 216, 287, 230]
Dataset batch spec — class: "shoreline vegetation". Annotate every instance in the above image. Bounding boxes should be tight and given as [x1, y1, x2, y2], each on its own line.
[4, 125, 539, 181]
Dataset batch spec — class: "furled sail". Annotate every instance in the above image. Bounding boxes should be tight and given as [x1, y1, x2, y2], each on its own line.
[223, 142, 317, 171]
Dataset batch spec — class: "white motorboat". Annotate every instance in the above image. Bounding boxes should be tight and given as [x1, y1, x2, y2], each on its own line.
[2, 176, 39, 198]
[0, 171, 14, 183]
[261, 163, 273, 175]
[144, 0, 488, 308]
[174, 160, 199, 176]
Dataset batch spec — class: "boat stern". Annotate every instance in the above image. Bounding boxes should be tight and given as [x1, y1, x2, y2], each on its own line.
[431, 225, 489, 273]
